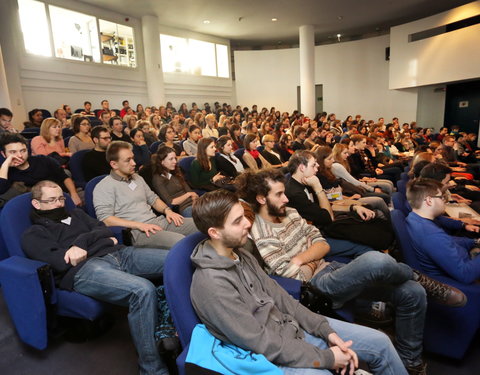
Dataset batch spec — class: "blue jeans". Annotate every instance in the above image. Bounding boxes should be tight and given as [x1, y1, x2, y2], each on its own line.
[73, 247, 170, 375]
[325, 237, 373, 258]
[279, 318, 407, 374]
[181, 205, 193, 217]
[310, 252, 427, 368]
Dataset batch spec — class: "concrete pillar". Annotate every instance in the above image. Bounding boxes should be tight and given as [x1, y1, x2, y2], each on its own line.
[299, 25, 315, 118]
[141, 15, 165, 106]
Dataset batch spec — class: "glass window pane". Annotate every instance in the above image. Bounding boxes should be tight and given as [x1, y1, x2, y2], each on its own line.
[49, 5, 100, 62]
[99, 20, 136, 68]
[18, 0, 52, 57]
[189, 39, 216, 76]
[216, 44, 229, 78]
[160, 34, 189, 73]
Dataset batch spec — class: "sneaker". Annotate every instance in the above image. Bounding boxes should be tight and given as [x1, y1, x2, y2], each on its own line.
[354, 370, 373, 375]
[413, 270, 467, 307]
[406, 361, 427, 375]
[355, 301, 394, 327]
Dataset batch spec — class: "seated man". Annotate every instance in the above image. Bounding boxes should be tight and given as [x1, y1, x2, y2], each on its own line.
[21, 180, 171, 375]
[237, 168, 466, 375]
[0, 108, 18, 134]
[406, 178, 480, 284]
[82, 126, 112, 182]
[284, 150, 386, 255]
[93, 141, 197, 249]
[190, 189, 408, 374]
[0, 133, 82, 205]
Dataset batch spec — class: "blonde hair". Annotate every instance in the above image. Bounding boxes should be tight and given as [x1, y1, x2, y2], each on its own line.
[332, 143, 350, 172]
[262, 134, 275, 143]
[40, 118, 61, 142]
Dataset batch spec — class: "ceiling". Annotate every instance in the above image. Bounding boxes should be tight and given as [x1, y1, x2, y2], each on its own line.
[79, 0, 474, 47]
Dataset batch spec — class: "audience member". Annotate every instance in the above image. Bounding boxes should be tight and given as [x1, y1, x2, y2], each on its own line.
[109, 116, 130, 142]
[260, 134, 287, 168]
[214, 135, 244, 178]
[151, 145, 198, 217]
[202, 114, 219, 139]
[97, 99, 110, 118]
[119, 100, 130, 118]
[100, 111, 111, 128]
[129, 128, 151, 170]
[93, 141, 197, 249]
[190, 138, 225, 191]
[0, 108, 18, 134]
[24, 108, 43, 129]
[183, 124, 201, 156]
[68, 116, 94, 154]
[242, 133, 271, 171]
[82, 126, 112, 182]
[22, 180, 172, 375]
[292, 126, 307, 151]
[158, 125, 184, 156]
[31, 118, 70, 158]
[277, 133, 295, 162]
[54, 108, 68, 128]
[80, 101, 95, 116]
[0, 133, 81, 205]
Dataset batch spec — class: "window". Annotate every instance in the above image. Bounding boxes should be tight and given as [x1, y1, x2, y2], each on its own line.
[18, 0, 52, 57]
[99, 20, 136, 68]
[49, 5, 100, 62]
[160, 34, 230, 78]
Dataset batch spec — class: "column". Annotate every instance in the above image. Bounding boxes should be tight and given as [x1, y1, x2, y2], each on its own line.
[299, 25, 315, 118]
[141, 15, 165, 105]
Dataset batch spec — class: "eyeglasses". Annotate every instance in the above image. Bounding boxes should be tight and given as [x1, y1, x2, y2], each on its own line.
[37, 196, 67, 204]
[99, 136, 112, 140]
[428, 195, 447, 202]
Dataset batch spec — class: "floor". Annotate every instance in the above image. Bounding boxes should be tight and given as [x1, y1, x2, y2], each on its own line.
[0, 289, 478, 375]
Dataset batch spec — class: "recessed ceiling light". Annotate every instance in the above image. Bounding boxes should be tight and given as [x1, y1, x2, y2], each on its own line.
[203, 20, 210, 24]
[271, 18, 278, 22]
[336, 33, 342, 38]
[337, 16, 343, 21]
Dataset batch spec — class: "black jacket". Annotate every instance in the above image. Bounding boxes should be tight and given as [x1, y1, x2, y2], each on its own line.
[22, 208, 123, 290]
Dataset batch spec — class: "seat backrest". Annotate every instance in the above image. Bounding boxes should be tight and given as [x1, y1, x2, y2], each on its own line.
[40, 109, 51, 119]
[62, 128, 74, 139]
[84, 175, 107, 218]
[69, 149, 90, 189]
[149, 141, 162, 154]
[0, 192, 75, 258]
[400, 172, 409, 182]
[392, 192, 410, 216]
[391, 209, 422, 270]
[397, 179, 407, 196]
[233, 148, 245, 160]
[164, 232, 207, 348]
[178, 156, 196, 181]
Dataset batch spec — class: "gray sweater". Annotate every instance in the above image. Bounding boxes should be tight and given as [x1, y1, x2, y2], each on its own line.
[190, 239, 336, 369]
[331, 162, 374, 192]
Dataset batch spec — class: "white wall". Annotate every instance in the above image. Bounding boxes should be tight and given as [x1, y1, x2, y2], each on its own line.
[416, 85, 446, 131]
[158, 25, 234, 109]
[235, 35, 418, 122]
[389, 1, 480, 89]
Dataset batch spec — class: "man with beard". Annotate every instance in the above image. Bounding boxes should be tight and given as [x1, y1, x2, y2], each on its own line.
[82, 126, 112, 182]
[190, 189, 408, 375]
[21, 180, 171, 375]
[237, 168, 467, 375]
[0, 133, 82, 205]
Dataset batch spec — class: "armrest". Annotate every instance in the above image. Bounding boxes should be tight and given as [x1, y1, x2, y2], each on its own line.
[108, 226, 130, 245]
[0, 256, 49, 349]
[269, 275, 302, 300]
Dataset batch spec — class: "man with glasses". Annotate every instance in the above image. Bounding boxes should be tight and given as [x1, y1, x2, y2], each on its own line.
[406, 178, 480, 284]
[82, 126, 112, 182]
[22, 180, 172, 375]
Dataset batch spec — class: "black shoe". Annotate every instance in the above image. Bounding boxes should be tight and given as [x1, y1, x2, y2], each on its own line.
[406, 361, 427, 375]
[355, 301, 394, 327]
[413, 270, 467, 307]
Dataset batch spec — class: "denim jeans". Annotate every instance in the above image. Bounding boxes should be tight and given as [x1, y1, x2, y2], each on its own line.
[73, 246, 170, 375]
[310, 252, 427, 368]
[279, 317, 407, 375]
[180, 205, 193, 217]
[325, 237, 373, 258]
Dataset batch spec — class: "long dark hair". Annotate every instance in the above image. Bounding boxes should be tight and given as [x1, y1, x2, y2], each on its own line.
[197, 138, 214, 171]
[152, 145, 188, 186]
[315, 146, 336, 182]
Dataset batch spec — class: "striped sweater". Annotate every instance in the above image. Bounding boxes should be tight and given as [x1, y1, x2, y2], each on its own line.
[250, 207, 328, 282]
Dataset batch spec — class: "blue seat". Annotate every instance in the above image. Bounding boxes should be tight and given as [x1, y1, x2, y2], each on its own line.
[400, 172, 409, 182]
[0, 192, 106, 350]
[397, 179, 407, 196]
[164, 232, 304, 374]
[62, 128, 74, 139]
[69, 149, 90, 189]
[233, 148, 245, 159]
[74, 108, 83, 114]
[178, 156, 196, 182]
[84, 174, 107, 218]
[150, 141, 162, 154]
[392, 192, 410, 216]
[391, 209, 480, 359]
[40, 109, 51, 119]
[20, 127, 40, 140]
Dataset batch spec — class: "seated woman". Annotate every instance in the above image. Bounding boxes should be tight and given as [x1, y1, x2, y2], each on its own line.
[242, 133, 271, 171]
[158, 124, 185, 156]
[183, 124, 202, 156]
[229, 124, 243, 150]
[214, 135, 244, 178]
[316, 146, 390, 218]
[151, 145, 198, 217]
[332, 143, 393, 200]
[303, 128, 318, 150]
[190, 138, 226, 191]
[260, 134, 287, 168]
[129, 128, 151, 170]
[277, 133, 295, 162]
[137, 120, 158, 147]
[23, 108, 43, 129]
[68, 116, 94, 154]
[31, 118, 71, 160]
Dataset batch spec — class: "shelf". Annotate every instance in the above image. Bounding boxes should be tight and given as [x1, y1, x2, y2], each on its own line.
[101, 34, 114, 42]
[103, 54, 118, 62]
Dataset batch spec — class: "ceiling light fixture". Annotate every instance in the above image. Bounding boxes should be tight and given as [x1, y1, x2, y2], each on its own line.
[271, 18, 278, 22]
[203, 20, 210, 24]
[336, 33, 342, 41]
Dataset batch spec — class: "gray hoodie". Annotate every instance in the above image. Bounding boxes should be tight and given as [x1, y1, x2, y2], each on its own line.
[190, 239, 336, 369]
